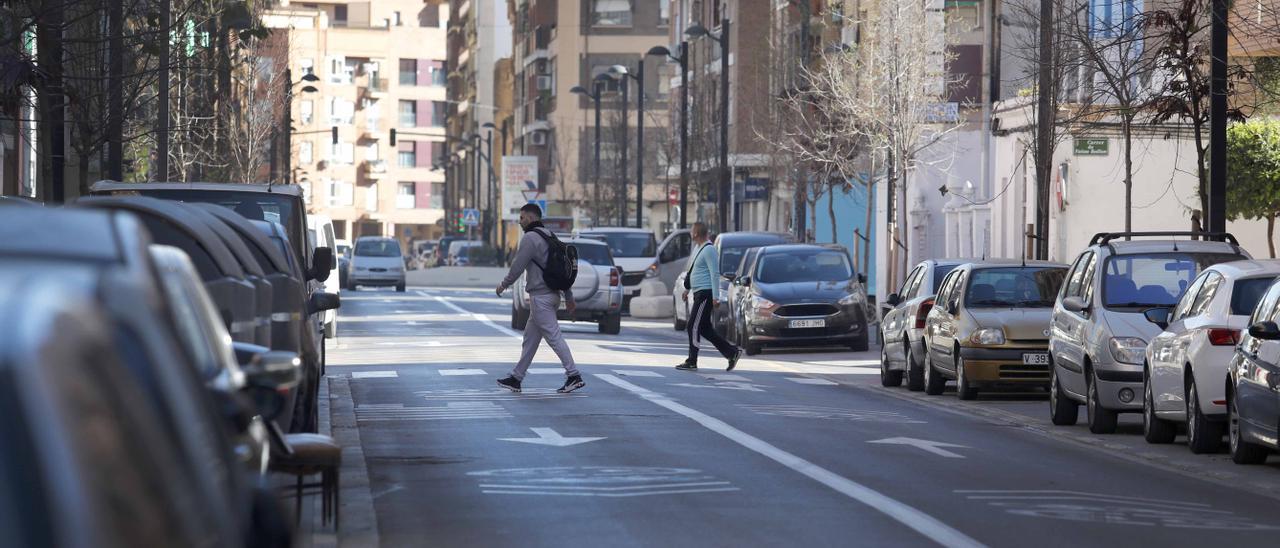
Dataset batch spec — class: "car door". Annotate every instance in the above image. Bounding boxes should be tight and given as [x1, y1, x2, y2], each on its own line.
[1053, 251, 1096, 396]
[729, 248, 761, 340]
[657, 231, 692, 291]
[935, 268, 967, 373]
[883, 266, 924, 362]
[1236, 288, 1280, 440]
[1150, 272, 1209, 413]
[927, 270, 961, 365]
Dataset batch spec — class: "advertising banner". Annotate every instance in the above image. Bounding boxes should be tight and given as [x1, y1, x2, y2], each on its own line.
[501, 156, 539, 221]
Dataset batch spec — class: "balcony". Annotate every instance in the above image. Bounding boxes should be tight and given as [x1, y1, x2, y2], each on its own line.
[396, 194, 416, 209]
[362, 77, 388, 98]
[360, 160, 387, 180]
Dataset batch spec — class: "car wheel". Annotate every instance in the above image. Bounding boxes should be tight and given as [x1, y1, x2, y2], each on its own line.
[673, 295, 686, 330]
[1086, 367, 1118, 434]
[905, 342, 924, 391]
[880, 343, 904, 387]
[955, 354, 977, 400]
[1049, 358, 1079, 425]
[1186, 378, 1225, 454]
[512, 305, 530, 331]
[924, 350, 946, 396]
[324, 320, 336, 339]
[396, 282, 406, 293]
[849, 330, 870, 352]
[1229, 389, 1269, 464]
[599, 313, 622, 335]
[1142, 369, 1177, 443]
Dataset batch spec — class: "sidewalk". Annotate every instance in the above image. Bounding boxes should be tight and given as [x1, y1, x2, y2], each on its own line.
[407, 266, 506, 288]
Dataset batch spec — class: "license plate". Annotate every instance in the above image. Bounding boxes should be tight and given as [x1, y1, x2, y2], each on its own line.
[789, 319, 826, 329]
[1022, 353, 1049, 365]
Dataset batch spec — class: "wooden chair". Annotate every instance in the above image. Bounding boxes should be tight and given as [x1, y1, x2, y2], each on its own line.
[271, 433, 341, 528]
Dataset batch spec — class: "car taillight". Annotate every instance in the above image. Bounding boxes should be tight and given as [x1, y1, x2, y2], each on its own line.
[915, 299, 934, 330]
[1208, 328, 1240, 346]
[610, 268, 620, 287]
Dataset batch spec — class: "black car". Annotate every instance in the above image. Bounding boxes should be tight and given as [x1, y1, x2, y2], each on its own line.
[710, 232, 795, 335]
[734, 244, 871, 354]
[1227, 277, 1280, 464]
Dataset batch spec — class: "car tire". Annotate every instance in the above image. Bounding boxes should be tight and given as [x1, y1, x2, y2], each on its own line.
[1142, 370, 1177, 444]
[325, 320, 336, 339]
[1229, 388, 1269, 464]
[905, 342, 925, 391]
[1049, 359, 1079, 426]
[955, 354, 977, 400]
[512, 305, 530, 331]
[924, 350, 946, 396]
[880, 343, 904, 387]
[599, 313, 622, 335]
[1086, 367, 1119, 434]
[849, 330, 870, 352]
[673, 295, 686, 330]
[396, 282, 406, 293]
[1186, 378, 1225, 454]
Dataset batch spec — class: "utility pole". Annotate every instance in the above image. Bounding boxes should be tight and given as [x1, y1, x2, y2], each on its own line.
[37, 1, 66, 202]
[718, 18, 731, 234]
[794, 2, 811, 241]
[107, 0, 123, 180]
[679, 43, 689, 229]
[156, 0, 171, 181]
[619, 76, 630, 226]
[635, 58, 645, 229]
[1034, 0, 1053, 259]
[1208, 0, 1228, 234]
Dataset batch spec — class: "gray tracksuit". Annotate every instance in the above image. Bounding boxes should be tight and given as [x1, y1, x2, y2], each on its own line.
[502, 227, 578, 380]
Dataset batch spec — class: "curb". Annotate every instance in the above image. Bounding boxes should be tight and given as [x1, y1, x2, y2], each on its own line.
[329, 375, 380, 547]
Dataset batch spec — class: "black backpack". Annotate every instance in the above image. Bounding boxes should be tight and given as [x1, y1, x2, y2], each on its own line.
[531, 229, 578, 291]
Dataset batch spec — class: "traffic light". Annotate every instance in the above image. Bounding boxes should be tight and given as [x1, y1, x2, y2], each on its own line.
[331, 126, 338, 145]
[389, 128, 397, 146]
[455, 212, 466, 233]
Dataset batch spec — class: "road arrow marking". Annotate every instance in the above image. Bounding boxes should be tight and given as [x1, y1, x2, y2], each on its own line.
[867, 437, 969, 458]
[499, 427, 606, 447]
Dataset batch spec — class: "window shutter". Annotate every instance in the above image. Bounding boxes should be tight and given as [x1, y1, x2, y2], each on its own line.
[415, 141, 431, 168]
[417, 99, 431, 127]
[415, 182, 431, 208]
[398, 139, 414, 152]
[416, 59, 430, 86]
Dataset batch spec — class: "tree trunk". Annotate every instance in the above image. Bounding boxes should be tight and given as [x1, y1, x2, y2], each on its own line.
[828, 182, 838, 243]
[1269, 214, 1276, 259]
[1123, 117, 1134, 232]
[77, 152, 91, 198]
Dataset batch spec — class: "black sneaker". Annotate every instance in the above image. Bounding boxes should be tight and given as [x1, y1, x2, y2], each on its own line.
[558, 375, 586, 393]
[497, 376, 522, 393]
[675, 361, 698, 371]
[727, 348, 743, 371]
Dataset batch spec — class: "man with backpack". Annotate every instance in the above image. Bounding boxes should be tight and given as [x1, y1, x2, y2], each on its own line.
[495, 203, 585, 394]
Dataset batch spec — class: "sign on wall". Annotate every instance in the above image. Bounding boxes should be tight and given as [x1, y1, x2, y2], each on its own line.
[501, 156, 539, 221]
[1073, 138, 1109, 156]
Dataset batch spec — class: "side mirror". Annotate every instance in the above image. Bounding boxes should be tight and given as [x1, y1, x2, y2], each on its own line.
[742, 277, 752, 287]
[308, 291, 341, 314]
[886, 293, 902, 307]
[947, 300, 960, 315]
[858, 273, 868, 285]
[1062, 296, 1089, 313]
[243, 350, 302, 391]
[1248, 321, 1280, 341]
[724, 273, 737, 282]
[1143, 307, 1171, 330]
[310, 246, 335, 282]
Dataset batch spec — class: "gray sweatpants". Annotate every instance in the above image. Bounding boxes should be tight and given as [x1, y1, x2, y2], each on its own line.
[511, 292, 579, 380]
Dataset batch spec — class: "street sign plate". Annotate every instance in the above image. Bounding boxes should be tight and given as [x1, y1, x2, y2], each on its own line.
[462, 208, 481, 226]
[1074, 138, 1109, 156]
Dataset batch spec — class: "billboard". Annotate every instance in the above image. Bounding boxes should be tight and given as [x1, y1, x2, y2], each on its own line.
[501, 156, 539, 221]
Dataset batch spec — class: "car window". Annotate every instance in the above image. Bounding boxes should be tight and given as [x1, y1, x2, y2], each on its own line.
[905, 267, 926, 298]
[738, 249, 760, 278]
[936, 270, 959, 307]
[931, 264, 958, 294]
[755, 250, 852, 284]
[355, 239, 402, 257]
[899, 266, 922, 298]
[660, 233, 691, 263]
[965, 267, 1067, 308]
[1171, 271, 1209, 322]
[155, 270, 221, 380]
[139, 189, 303, 264]
[1080, 253, 1099, 302]
[1102, 253, 1244, 309]
[1233, 277, 1279, 316]
[1187, 271, 1223, 317]
[588, 232, 656, 258]
[1249, 281, 1280, 324]
[574, 244, 614, 267]
[1063, 252, 1092, 299]
[948, 271, 968, 310]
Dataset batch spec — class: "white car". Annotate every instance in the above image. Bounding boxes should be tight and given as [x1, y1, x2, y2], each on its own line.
[447, 240, 482, 266]
[1143, 260, 1280, 452]
[510, 238, 624, 334]
[673, 270, 691, 330]
[307, 215, 340, 336]
[577, 228, 661, 305]
[346, 236, 406, 292]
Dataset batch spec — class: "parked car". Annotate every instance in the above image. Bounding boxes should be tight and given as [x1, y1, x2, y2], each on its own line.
[922, 261, 1069, 399]
[1049, 231, 1249, 434]
[348, 236, 407, 291]
[447, 239, 483, 266]
[511, 237, 624, 334]
[577, 228, 660, 307]
[880, 259, 965, 390]
[655, 228, 694, 292]
[726, 246, 767, 345]
[732, 244, 870, 354]
[1226, 278, 1280, 464]
[1143, 260, 1280, 451]
[308, 215, 341, 337]
[436, 235, 462, 266]
[337, 239, 352, 288]
[710, 232, 795, 335]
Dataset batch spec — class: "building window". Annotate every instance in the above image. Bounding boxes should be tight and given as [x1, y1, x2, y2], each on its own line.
[365, 143, 379, 161]
[333, 4, 348, 26]
[328, 180, 354, 206]
[659, 2, 669, 26]
[420, 4, 441, 27]
[397, 182, 416, 209]
[331, 142, 355, 165]
[399, 100, 417, 127]
[299, 100, 314, 125]
[392, 11, 402, 26]
[398, 147, 416, 167]
[429, 61, 447, 86]
[589, 65, 621, 92]
[399, 59, 417, 86]
[299, 141, 313, 164]
[431, 102, 446, 127]
[592, 0, 633, 27]
[299, 58, 314, 76]
[328, 56, 352, 84]
[365, 100, 381, 131]
[430, 182, 445, 209]
[329, 98, 354, 125]
[945, 0, 983, 33]
[365, 183, 378, 212]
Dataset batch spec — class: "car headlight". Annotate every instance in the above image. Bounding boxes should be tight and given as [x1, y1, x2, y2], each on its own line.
[355, 266, 369, 271]
[1109, 337, 1147, 365]
[390, 265, 403, 272]
[752, 296, 776, 310]
[838, 293, 864, 306]
[971, 328, 1006, 345]
[645, 262, 660, 278]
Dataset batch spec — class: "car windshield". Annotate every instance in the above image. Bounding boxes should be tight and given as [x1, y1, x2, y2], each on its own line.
[966, 267, 1067, 308]
[756, 250, 853, 284]
[1103, 253, 1244, 308]
[574, 244, 614, 267]
[933, 264, 959, 293]
[591, 232, 656, 258]
[1232, 277, 1279, 316]
[135, 189, 302, 257]
[355, 240, 401, 257]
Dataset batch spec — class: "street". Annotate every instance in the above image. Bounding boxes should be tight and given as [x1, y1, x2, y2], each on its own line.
[328, 286, 1280, 547]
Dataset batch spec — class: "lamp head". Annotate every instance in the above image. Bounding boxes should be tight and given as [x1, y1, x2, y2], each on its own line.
[482, 122, 496, 130]
[646, 45, 672, 57]
[301, 85, 319, 93]
[570, 85, 589, 95]
[685, 24, 710, 38]
[593, 73, 613, 83]
[607, 64, 629, 76]
[300, 73, 320, 82]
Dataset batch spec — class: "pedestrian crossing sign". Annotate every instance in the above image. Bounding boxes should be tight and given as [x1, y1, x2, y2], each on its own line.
[462, 208, 481, 226]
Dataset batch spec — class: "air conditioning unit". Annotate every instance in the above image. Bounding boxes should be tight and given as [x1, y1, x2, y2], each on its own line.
[536, 76, 553, 91]
[530, 131, 548, 146]
[535, 59, 549, 74]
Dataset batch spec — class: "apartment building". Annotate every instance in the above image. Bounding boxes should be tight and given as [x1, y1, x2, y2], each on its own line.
[263, 0, 450, 246]
[505, 0, 672, 231]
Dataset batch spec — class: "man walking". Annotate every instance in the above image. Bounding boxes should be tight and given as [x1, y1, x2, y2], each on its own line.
[677, 222, 741, 371]
[495, 204, 585, 393]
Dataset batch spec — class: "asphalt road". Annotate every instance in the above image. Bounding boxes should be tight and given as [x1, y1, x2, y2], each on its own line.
[327, 286, 1280, 547]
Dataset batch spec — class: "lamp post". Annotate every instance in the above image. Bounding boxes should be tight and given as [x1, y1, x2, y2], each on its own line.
[687, 20, 731, 234]
[604, 71, 631, 226]
[609, 63, 646, 229]
[482, 122, 496, 247]
[275, 72, 319, 185]
[647, 43, 688, 229]
[572, 77, 609, 226]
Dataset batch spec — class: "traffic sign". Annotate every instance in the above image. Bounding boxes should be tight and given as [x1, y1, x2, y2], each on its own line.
[529, 199, 547, 214]
[668, 188, 680, 206]
[462, 208, 481, 226]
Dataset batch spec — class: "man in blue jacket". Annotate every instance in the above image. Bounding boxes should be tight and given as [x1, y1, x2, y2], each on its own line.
[677, 222, 741, 371]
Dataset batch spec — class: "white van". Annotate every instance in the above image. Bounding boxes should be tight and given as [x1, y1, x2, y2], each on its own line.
[578, 227, 691, 303]
[307, 215, 340, 337]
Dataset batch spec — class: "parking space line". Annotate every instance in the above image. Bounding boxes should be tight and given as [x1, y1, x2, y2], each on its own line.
[594, 373, 985, 548]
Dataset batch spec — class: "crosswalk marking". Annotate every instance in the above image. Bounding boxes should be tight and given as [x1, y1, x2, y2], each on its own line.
[701, 373, 748, 382]
[786, 377, 838, 386]
[528, 368, 568, 375]
[440, 369, 488, 376]
[351, 371, 399, 379]
[355, 402, 512, 421]
[614, 370, 664, 377]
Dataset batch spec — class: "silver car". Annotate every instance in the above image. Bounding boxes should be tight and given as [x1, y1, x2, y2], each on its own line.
[1049, 231, 1249, 434]
[347, 236, 407, 291]
[880, 259, 965, 390]
[511, 238, 625, 334]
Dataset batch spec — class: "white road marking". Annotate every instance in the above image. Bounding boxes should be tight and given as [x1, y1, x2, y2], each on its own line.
[868, 437, 969, 459]
[498, 427, 606, 447]
[595, 374, 984, 548]
[479, 487, 742, 497]
[351, 371, 399, 379]
[786, 377, 838, 385]
[527, 367, 567, 375]
[423, 291, 523, 339]
[739, 405, 926, 424]
[614, 370, 664, 377]
[440, 369, 488, 376]
[669, 382, 766, 392]
[355, 402, 512, 421]
[478, 481, 734, 492]
[803, 359, 882, 367]
[701, 373, 749, 382]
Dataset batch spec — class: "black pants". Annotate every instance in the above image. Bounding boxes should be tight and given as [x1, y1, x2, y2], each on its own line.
[687, 290, 736, 364]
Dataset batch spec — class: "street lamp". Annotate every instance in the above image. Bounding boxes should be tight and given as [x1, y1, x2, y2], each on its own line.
[687, 19, 731, 233]
[571, 79, 607, 226]
[600, 67, 631, 227]
[647, 43, 689, 229]
[481, 122, 496, 247]
[278, 70, 320, 185]
[610, 63, 646, 229]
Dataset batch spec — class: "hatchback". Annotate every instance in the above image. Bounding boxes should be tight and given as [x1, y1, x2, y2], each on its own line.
[880, 259, 966, 390]
[1225, 277, 1280, 464]
[348, 236, 407, 291]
